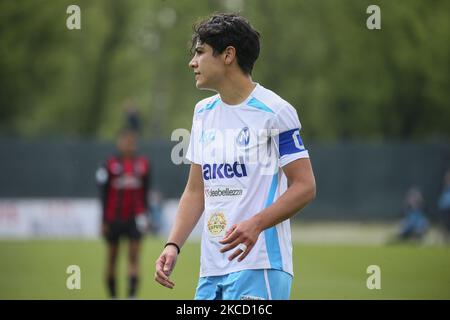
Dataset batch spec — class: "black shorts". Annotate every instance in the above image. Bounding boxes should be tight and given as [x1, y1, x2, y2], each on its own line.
[104, 218, 142, 245]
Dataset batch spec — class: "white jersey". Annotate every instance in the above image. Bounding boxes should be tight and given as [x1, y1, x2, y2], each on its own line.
[186, 83, 309, 277]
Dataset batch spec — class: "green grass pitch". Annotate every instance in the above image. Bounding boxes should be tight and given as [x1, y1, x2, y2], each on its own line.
[0, 237, 449, 299]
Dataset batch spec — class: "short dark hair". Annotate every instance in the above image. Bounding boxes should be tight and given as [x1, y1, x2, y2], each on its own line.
[191, 13, 260, 75]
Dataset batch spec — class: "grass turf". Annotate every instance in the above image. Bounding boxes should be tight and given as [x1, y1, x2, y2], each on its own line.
[0, 237, 449, 299]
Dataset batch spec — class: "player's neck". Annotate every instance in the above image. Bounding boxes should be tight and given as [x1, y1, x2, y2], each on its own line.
[120, 153, 134, 159]
[217, 73, 256, 106]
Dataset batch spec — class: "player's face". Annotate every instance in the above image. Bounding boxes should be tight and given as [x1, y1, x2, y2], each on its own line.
[117, 132, 137, 156]
[189, 42, 225, 91]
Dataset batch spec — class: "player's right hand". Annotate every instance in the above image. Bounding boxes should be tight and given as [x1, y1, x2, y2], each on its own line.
[154, 246, 178, 289]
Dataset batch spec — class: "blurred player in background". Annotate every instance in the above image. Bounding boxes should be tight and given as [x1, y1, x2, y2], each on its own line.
[154, 13, 316, 300]
[96, 126, 151, 299]
[397, 186, 429, 242]
[438, 169, 450, 243]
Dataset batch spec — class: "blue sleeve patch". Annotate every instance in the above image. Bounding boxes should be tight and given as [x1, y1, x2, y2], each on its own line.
[279, 128, 306, 157]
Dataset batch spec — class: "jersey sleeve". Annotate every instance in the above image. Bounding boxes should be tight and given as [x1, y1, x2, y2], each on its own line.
[95, 162, 110, 222]
[96, 161, 109, 184]
[185, 116, 203, 165]
[273, 104, 309, 167]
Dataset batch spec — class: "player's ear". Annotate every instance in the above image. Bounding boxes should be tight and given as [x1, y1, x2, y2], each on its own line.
[223, 46, 236, 65]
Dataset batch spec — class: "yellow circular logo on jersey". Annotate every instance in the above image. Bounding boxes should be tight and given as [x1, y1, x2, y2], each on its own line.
[207, 212, 227, 237]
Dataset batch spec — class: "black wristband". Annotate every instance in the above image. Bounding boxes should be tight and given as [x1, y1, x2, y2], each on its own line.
[164, 242, 180, 254]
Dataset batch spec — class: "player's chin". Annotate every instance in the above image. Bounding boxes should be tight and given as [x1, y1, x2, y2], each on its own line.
[196, 82, 216, 92]
[195, 78, 211, 89]
[195, 80, 205, 89]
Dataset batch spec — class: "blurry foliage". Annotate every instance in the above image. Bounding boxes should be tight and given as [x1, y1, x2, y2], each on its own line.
[0, 0, 448, 141]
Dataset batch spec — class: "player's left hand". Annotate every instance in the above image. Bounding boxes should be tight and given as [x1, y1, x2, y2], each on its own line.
[219, 218, 261, 262]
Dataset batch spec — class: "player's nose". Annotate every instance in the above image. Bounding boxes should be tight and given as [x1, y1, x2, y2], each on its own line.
[189, 58, 197, 69]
